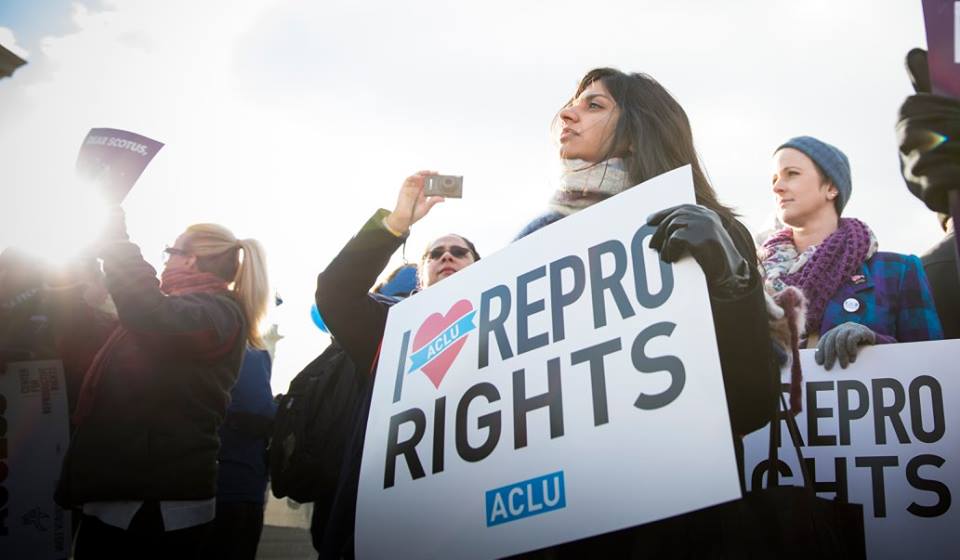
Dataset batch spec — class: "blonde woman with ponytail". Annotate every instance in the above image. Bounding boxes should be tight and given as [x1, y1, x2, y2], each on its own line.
[171, 223, 270, 349]
[56, 209, 270, 558]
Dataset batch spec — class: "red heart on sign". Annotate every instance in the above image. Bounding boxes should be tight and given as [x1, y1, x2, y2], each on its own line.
[411, 299, 474, 388]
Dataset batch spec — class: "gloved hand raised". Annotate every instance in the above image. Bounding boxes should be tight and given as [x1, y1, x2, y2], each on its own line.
[814, 321, 876, 370]
[646, 204, 751, 299]
[905, 48, 931, 95]
[897, 48, 960, 214]
[97, 206, 129, 250]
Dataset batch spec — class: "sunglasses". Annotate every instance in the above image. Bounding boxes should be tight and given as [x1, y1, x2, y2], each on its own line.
[425, 245, 471, 261]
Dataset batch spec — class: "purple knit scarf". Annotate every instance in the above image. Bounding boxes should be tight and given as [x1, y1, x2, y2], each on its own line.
[761, 218, 873, 336]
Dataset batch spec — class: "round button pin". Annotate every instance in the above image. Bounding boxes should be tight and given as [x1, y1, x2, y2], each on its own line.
[843, 298, 860, 313]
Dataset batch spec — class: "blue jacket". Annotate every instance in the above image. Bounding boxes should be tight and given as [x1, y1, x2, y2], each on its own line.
[819, 252, 943, 343]
[217, 348, 277, 503]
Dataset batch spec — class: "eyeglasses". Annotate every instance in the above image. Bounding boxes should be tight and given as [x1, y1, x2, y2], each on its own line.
[425, 245, 471, 261]
[163, 246, 192, 263]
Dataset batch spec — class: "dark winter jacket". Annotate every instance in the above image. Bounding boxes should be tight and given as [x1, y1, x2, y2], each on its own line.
[56, 240, 246, 506]
[921, 230, 960, 339]
[315, 209, 404, 377]
[217, 347, 276, 504]
[0, 287, 52, 367]
[313, 209, 405, 558]
[1, 278, 115, 416]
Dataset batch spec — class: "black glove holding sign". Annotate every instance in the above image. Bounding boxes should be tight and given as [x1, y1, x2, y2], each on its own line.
[897, 48, 960, 213]
[647, 204, 751, 299]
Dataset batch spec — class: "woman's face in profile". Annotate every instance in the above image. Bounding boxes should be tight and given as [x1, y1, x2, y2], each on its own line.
[162, 233, 197, 276]
[557, 80, 620, 163]
[771, 148, 837, 228]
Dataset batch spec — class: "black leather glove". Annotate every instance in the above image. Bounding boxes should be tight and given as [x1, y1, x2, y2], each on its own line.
[646, 204, 752, 298]
[897, 48, 960, 214]
[905, 48, 931, 95]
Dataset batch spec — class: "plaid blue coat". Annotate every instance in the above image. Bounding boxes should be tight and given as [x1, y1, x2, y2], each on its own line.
[819, 251, 943, 343]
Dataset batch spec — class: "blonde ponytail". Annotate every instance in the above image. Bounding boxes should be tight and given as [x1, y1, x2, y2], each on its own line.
[183, 224, 270, 349]
[233, 238, 269, 349]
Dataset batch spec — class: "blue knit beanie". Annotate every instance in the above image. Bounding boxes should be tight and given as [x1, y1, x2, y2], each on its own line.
[776, 136, 852, 214]
[379, 265, 418, 297]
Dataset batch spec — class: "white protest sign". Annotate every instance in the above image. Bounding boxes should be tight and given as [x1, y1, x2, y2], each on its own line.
[355, 166, 742, 559]
[0, 360, 72, 559]
[743, 340, 960, 559]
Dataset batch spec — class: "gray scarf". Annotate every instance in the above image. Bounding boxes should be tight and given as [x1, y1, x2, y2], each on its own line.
[549, 158, 630, 215]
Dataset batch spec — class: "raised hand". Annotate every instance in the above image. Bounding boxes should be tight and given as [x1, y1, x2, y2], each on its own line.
[383, 171, 445, 234]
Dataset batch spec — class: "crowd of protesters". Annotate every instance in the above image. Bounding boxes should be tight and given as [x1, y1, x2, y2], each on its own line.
[0, 51, 958, 559]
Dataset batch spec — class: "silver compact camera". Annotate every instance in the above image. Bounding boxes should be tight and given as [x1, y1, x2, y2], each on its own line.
[423, 174, 463, 198]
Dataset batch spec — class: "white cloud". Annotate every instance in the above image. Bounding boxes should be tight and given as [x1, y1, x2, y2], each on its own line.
[0, 26, 30, 59]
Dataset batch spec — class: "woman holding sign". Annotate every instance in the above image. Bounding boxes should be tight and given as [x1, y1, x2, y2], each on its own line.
[760, 136, 942, 375]
[55, 211, 270, 559]
[312, 180, 481, 557]
[517, 68, 779, 438]
[497, 67, 792, 559]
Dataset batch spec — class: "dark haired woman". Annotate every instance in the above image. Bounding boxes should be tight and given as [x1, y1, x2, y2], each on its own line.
[508, 67, 780, 557]
[761, 136, 942, 375]
[311, 172, 481, 557]
[519, 68, 777, 437]
[55, 214, 270, 558]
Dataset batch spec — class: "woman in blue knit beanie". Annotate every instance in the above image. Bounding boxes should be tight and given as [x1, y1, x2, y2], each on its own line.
[760, 135, 942, 380]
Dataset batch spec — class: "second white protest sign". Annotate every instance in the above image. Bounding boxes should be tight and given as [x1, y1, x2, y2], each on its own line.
[743, 340, 960, 560]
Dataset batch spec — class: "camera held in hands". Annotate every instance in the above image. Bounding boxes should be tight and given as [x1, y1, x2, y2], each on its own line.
[424, 175, 463, 198]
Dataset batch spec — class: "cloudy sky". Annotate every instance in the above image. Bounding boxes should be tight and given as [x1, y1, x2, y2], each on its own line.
[0, 0, 941, 391]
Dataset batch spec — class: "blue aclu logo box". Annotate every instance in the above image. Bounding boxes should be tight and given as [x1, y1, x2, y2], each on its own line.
[485, 470, 566, 527]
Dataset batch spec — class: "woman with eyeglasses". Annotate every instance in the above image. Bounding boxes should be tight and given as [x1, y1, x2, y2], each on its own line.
[316, 172, 479, 379]
[55, 210, 270, 558]
[419, 235, 480, 285]
[311, 172, 479, 558]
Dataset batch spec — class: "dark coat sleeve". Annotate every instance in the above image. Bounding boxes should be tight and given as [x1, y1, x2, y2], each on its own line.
[99, 240, 244, 359]
[709, 218, 779, 435]
[42, 286, 118, 415]
[315, 209, 406, 376]
[921, 232, 960, 339]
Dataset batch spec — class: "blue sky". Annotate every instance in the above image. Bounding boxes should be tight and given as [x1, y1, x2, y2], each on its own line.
[0, 0, 82, 56]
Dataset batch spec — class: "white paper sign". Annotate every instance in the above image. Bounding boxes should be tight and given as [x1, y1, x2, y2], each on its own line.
[355, 166, 742, 559]
[0, 360, 72, 560]
[743, 340, 960, 559]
